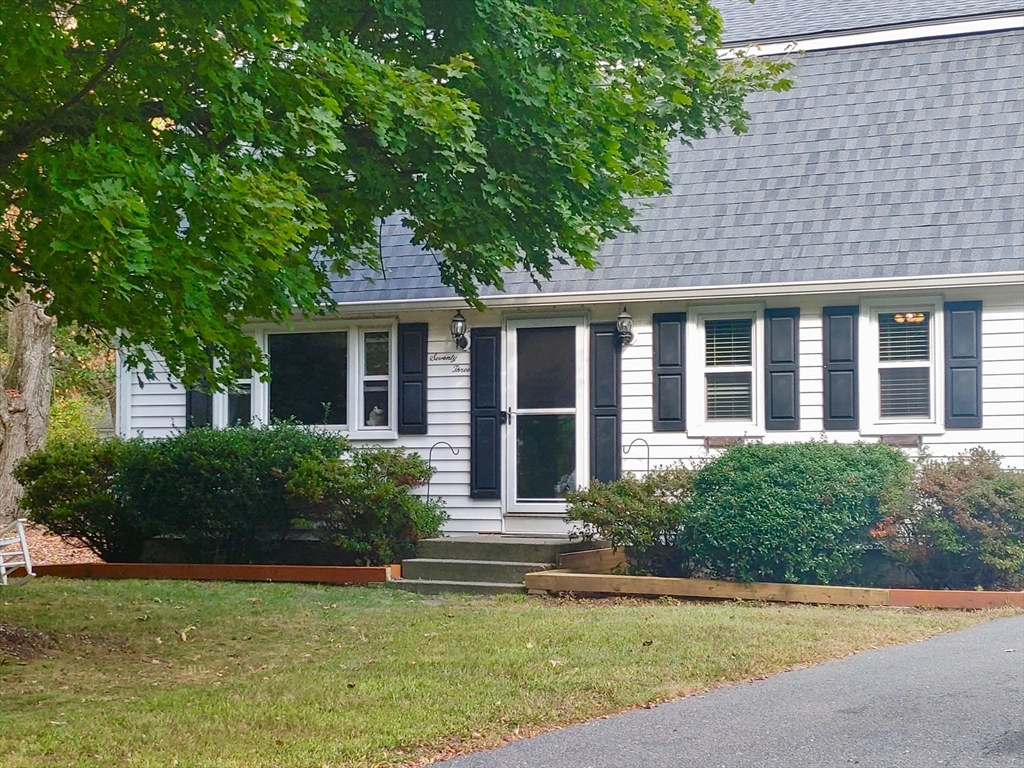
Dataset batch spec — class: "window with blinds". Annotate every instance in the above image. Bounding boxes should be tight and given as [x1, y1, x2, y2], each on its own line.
[877, 311, 931, 419]
[705, 318, 753, 420]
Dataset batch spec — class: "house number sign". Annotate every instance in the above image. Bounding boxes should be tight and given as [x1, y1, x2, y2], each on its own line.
[429, 352, 469, 374]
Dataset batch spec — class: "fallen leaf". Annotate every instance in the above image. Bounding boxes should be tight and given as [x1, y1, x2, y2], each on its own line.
[179, 626, 196, 642]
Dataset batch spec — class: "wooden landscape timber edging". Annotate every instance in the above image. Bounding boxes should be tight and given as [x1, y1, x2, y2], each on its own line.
[525, 569, 1024, 610]
[557, 546, 628, 574]
[34, 562, 400, 585]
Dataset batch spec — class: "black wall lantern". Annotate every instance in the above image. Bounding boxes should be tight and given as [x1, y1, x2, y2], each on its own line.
[616, 307, 635, 346]
[450, 310, 469, 349]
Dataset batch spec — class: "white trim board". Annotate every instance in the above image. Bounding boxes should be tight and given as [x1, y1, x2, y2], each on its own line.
[318, 272, 1024, 316]
[721, 14, 1024, 58]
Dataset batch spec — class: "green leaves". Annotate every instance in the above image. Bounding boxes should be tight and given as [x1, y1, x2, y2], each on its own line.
[2, 1, 788, 385]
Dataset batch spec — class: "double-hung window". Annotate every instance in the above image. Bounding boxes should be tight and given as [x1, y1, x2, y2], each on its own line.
[686, 305, 764, 436]
[862, 298, 943, 434]
[877, 311, 931, 419]
[705, 318, 754, 421]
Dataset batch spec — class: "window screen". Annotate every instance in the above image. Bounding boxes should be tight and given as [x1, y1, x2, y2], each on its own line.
[269, 332, 348, 425]
[706, 372, 753, 420]
[879, 369, 931, 418]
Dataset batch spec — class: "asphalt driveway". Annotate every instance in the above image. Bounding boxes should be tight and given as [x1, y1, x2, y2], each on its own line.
[439, 615, 1024, 768]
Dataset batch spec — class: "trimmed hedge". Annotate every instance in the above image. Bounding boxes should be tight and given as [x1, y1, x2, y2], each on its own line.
[15, 437, 143, 562]
[118, 426, 345, 563]
[15, 425, 447, 566]
[566, 441, 914, 584]
[688, 442, 912, 584]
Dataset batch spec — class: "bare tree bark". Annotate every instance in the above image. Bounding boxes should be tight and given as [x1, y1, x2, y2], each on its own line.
[0, 290, 53, 525]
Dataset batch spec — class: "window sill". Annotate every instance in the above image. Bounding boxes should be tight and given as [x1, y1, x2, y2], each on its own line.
[346, 430, 399, 442]
[685, 424, 766, 440]
[861, 423, 944, 437]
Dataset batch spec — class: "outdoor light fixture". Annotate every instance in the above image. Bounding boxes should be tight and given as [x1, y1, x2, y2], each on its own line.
[616, 307, 635, 346]
[450, 310, 469, 350]
[893, 312, 926, 324]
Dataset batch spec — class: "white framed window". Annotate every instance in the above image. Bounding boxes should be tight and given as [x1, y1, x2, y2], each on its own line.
[861, 297, 943, 435]
[242, 320, 398, 439]
[686, 304, 765, 437]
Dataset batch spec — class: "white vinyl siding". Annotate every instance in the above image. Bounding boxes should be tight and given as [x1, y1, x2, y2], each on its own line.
[620, 286, 1024, 473]
[119, 285, 1024, 538]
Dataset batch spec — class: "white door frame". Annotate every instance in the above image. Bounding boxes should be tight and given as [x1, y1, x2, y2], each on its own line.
[503, 316, 589, 515]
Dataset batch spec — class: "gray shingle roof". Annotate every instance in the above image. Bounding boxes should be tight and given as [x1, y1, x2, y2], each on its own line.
[717, 0, 1023, 45]
[330, 29, 1024, 305]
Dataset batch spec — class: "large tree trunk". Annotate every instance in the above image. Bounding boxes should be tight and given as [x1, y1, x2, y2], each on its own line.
[0, 290, 53, 525]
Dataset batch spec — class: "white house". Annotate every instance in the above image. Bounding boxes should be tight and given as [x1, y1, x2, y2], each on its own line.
[117, 0, 1024, 537]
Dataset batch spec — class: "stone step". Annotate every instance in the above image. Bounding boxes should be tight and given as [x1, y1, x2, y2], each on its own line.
[389, 579, 527, 596]
[416, 535, 597, 563]
[401, 557, 554, 585]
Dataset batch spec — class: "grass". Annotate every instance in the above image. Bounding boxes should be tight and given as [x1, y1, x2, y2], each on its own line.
[0, 579, 1011, 768]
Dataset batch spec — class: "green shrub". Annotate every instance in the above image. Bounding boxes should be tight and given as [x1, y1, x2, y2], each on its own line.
[119, 425, 346, 564]
[15, 427, 444, 566]
[15, 438, 145, 561]
[565, 465, 698, 577]
[47, 396, 101, 442]
[872, 449, 1024, 590]
[286, 447, 447, 566]
[689, 442, 912, 584]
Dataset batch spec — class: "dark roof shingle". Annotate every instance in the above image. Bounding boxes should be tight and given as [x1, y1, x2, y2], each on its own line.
[330, 30, 1024, 305]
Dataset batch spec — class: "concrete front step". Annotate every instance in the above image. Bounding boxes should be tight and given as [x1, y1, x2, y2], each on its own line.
[402, 557, 554, 585]
[416, 534, 598, 563]
[389, 578, 527, 596]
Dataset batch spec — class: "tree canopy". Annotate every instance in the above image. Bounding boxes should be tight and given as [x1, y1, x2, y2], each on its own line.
[1, 0, 788, 387]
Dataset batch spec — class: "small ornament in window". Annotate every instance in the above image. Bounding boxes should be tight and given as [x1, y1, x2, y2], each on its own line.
[894, 312, 926, 324]
[367, 405, 386, 426]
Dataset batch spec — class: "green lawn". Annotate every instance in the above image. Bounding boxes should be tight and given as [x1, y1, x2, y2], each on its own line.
[0, 579, 1009, 767]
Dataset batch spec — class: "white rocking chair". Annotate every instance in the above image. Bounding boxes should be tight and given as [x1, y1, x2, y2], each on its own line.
[0, 518, 35, 586]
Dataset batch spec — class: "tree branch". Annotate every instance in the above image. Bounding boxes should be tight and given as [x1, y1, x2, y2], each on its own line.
[0, 34, 132, 176]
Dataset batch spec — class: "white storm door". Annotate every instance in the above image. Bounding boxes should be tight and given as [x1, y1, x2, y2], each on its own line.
[505, 318, 588, 514]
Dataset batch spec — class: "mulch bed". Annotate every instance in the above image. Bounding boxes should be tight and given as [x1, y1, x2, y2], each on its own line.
[21, 525, 101, 566]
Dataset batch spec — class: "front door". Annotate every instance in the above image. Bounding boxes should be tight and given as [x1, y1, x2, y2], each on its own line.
[505, 318, 587, 514]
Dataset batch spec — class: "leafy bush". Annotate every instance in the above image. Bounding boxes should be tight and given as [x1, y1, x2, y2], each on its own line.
[14, 438, 145, 561]
[872, 449, 1024, 589]
[47, 396, 101, 442]
[688, 442, 912, 584]
[119, 425, 345, 564]
[286, 447, 447, 566]
[566, 465, 698, 577]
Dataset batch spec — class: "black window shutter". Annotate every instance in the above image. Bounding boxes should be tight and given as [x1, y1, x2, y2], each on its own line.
[653, 312, 686, 432]
[590, 323, 621, 483]
[397, 323, 429, 435]
[823, 306, 859, 431]
[944, 300, 983, 429]
[765, 308, 801, 430]
[185, 389, 213, 428]
[470, 327, 501, 499]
